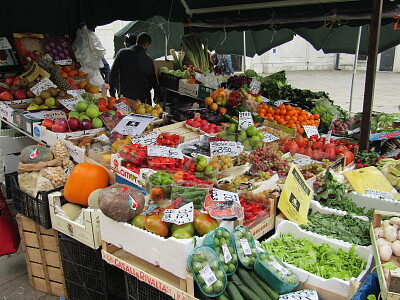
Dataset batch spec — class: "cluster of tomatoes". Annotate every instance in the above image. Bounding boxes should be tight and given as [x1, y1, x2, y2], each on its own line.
[97, 97, 130, 112]
[156, 132, 181, 147]
[173, 171, 214, 187]
[239, 197, 269, 226]
[258, 104, 320, 134]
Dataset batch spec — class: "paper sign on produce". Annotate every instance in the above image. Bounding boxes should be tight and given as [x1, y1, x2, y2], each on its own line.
[112, 114, 156, 136]
[238, 111, 253, 130]
[162, 202, 193, 225]
[129, 131, 159, 146]
[59, 95, 84, 110]
[147, 145, 183, 159]
[30, 77, 57, 96]
[278, 164, 313, 225]
[210, 141, 239, 156]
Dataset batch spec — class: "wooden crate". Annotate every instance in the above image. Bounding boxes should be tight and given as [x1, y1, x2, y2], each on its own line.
[16, 214, 66, 298]
[371, 210, 400, 300]
[101, 242, 198, 300]
[157, 121, 201, 142]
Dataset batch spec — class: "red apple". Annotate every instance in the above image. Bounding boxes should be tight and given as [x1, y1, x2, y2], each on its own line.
[14, 90, 26, 100]
[192, 121, 201, 128]
[52, 123, 67, 132]
[4, 77, 14, 87]
[0, 91, 12, 101]
[200, 120, 209, 126]
[55, 119, 68, 127]
[194, 117, 201, 122]
[68, 117, 79, 131]
[186, 119, 193, 126]
[12, 77, 20, 86]
[79, 119, 93, 130]
[42, 119, 54, 130]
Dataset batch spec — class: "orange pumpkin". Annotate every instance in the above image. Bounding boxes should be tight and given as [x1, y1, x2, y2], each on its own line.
[64, 163, 109, 206]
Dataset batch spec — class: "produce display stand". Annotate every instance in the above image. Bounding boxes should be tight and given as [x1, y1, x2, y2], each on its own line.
[16, 214, 67, 298]
[101, 242, 198, 300]
[371, 210, 400, 300]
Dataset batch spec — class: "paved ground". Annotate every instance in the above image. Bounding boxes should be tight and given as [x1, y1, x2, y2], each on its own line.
[0, 70, 398, 300]
[285, 70, 399, 114]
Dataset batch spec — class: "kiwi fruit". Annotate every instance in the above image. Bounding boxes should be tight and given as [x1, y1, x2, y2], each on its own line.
[48, 87, 58, 97]
[19, 78, 29, 88]
[63, 94, 73, 99]
[26, 90, 35, 98]
[39, 91, 51, 100]
[57, 90, 66, 97]
[33, 96, 44, 105]
[28, 81, 36, 88]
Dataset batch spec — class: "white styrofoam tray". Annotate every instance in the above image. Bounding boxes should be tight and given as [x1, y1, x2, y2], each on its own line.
[265, 220, 373, 297]
[99, 211, 205, 279]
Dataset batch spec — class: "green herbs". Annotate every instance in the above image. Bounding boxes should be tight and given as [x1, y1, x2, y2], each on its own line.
[315, 171, 366, 216]
[300, 212, 371, 246]
[260, 234, 367, 281]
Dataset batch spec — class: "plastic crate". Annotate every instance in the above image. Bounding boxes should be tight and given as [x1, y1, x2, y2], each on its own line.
[58, 233, 125, 300]
[159, 73, 180, 91]
[10, 172, 62, 229]
[125, 272, 173, 300]
[198, 85, 215, 99]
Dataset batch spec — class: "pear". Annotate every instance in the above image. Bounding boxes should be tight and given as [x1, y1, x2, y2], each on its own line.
[136, 105, 146, 115]
[154, 104, 163, 113]
[145, 104, 153, 113]
[150, 110, 159, 118]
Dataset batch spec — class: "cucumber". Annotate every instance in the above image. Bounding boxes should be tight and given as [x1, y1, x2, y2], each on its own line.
[229, 273, 245, 286]
[236, 268, 271, 300]
[249, 271, 280, 300]
[224, 115, 239, 125]
[217, 293, 231, 300]
[233, 282, 263, 300]
[226, 281, 244, 300]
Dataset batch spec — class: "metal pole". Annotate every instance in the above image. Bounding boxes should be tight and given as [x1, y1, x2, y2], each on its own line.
[243, 31, 246, 71]
[349, 26, 362, 112]
[359, 0, 383, 151]
[165, 35, 168, 60]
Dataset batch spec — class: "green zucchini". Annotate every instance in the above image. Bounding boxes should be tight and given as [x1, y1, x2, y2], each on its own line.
[249, 270, 280, 300]
[229, 273, 245, 286]
[236, 268, 271, 300]
[233, 282, 263, 300]
[217, 293, 231, 300]
[226, 281, 244, 300]
[224, 115, 239, 125]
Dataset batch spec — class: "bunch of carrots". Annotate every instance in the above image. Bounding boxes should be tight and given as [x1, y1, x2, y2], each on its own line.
[257, 104, 320, 134]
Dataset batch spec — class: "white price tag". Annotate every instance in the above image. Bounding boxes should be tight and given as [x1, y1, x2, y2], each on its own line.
[148, 145, 183, 159]
[270, 261, 291, 276]
[30, 78, 57, 96]
[64, 166, 73, 176]
[42, 111, 67, 121]
[54, 59, 73, 66]
[365, 189, 393, 199]
[59, 95, 84, 111]
[199, 265, 217, 287]
[222, 244, 232, 263]
[114, 102, 132, 115]
[249, 79, 261, 94]
[210, 141, 239, 156]
[292, 156, 320, 167]
[130, 131, 158, 146]
[212, 188, 239, 203]
[162, 202, 194, 225]
[238, 111, 253, 130]
[274, 100, 290, 106]
[348, 127, 361, 135]
[279, 290, 318, 300]
[64, 141, 85, 163]
[0, 37, 12, 50]
[240, 239, 252, 255]
[263, 133, 279, 143]
[303, 125, 320, 138]
[112, 114, 156, 136]
[67, 89, 86, 96]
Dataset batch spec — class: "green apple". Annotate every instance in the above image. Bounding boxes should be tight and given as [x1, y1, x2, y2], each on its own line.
[92, 117, 103, 128]
[242, 139, 252, 151]
[38, 104, 49, 109]
[250, 135, 261, 147]
[79, 114, 90, 121]
[76, 100, 88, 112]
[246, 125, 258, 137]
[171, 223, 195, 236]
[227, 124, 237, 133]
[238, 130, 247, 142]
[218, 130, 227, 138]
[44, 97, 55, 107]
[257, 132, 264, 139]
[69, 111, 80, 119]
[86, 105, 100, 119]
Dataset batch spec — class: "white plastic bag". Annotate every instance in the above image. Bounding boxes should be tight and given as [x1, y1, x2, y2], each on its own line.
[72, 26, 106, 88]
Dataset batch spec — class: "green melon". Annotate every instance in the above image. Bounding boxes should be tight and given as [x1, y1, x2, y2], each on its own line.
[20, 145, 54, 164]
[88, 188, 103, 209]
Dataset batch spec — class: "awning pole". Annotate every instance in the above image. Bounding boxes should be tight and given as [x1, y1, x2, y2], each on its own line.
[165, 35, 168, 60]
[243, 31, 246, 71]
[359, 0, 383, 151]
[349, 26, 362, 113]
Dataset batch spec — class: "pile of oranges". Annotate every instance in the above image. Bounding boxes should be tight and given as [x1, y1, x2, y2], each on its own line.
[58, 65, 86, 79]
[257, 104, 320, 134]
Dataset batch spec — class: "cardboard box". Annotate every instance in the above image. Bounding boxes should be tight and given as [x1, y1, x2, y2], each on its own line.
[371, 210, 400, 300]
[48, 192, 102, 249]
[265, 220, 373, 298]
[154, 59, 174, 76]
[157, 122, 201, 142]
[2, 154, 19, 174]
[0, 134, 36, 155]
[99, 211, 205, 279]
[110, 153, 147, 188]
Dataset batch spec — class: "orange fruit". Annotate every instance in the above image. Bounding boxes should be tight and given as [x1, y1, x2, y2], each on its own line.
[78, 71, 86, 76]
[219, 107, 227, 115]
[205, 97, 213, 106]
[88, 85, 99, 94]
[79, 80, 88, 89]
[60, 72, 68, 78]
[63, 66, 72, 72]
[84, 82, 93, 91]
[210, 103, 218, 111]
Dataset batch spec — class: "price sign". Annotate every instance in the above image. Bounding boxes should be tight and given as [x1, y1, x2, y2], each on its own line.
[54, 59, 72, 66]
[148, 145, 183, 159]
[238, 111, 253, 130]
[67, 89, 86, 96]
[270, 261, 291, 276]
[212, 188, 239, 203]
[222, 244, 232, 263]
[130, 131, 158, 146]
[365, 189, 393, 199]
[249, 79, 261, 94]
[210, 141, 238, 156]
[278, 164, 313, 225]
[263, 133, 279, 143]
[199, 265, 217, 287]
[162, 203, 193, 225]
[274, 100, 290, 106]
[114, 102, 132, 115]
[59, 95, 84, 110]
[112, 114, 156, 136]
[30, 78, 57, 96]
[240, 239, 252, 255]
[348, 127, 361, 135]
[0, 37, 12, 50]
[64, 140, 85, 163]
[292, 156, 320, 167]
[42, 110, 67, 121]
[303, 125, 320, 138]
[279, 290, 318, 300]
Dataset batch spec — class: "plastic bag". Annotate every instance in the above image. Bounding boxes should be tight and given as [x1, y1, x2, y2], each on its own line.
[18, 172, 40, 196]
[72, 26, 106, 88]
[40, 166, 68, 188]
[35, 175, 55, 192]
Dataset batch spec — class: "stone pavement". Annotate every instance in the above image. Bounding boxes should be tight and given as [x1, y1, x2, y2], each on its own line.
[285, 70, 399, 114]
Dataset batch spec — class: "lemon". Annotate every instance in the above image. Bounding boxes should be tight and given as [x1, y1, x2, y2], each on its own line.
[255, 96, 263, 102]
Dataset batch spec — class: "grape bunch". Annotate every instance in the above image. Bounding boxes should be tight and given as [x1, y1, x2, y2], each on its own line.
[301, 163, 325, 179]
[228, 91, 241, 107]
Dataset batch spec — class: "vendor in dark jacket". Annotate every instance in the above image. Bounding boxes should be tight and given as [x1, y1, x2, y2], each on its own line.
[109, 32, 160, 104]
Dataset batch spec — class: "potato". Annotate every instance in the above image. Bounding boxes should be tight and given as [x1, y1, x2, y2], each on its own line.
[384, 225, 398, 242]
[377, 238, 391, 248]
[390, 217, 400, 226]
[374, 227, 385, 239]
[379, 244, 393, 262]
[392, 240, 400, 257]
